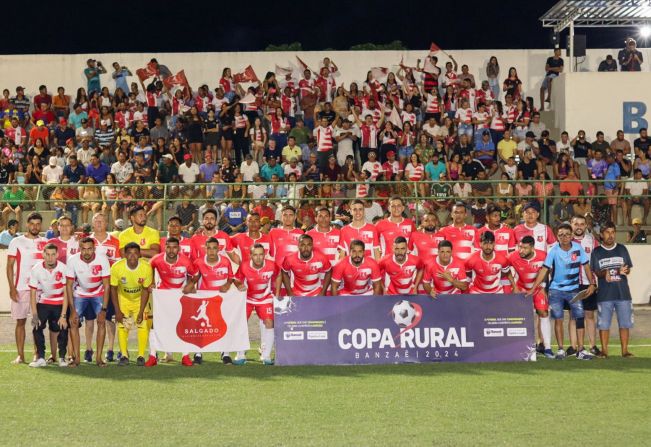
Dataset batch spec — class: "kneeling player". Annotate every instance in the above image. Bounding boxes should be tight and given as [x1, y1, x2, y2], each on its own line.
[379, 236, 423, 295]
[466, 231, 517, 294]
[234, 244, 279, 365]
[508, 236, 553, 358]
[331, 239, 382, 296]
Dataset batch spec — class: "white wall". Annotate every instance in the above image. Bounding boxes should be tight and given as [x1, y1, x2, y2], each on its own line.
[1, 48, 649, 105]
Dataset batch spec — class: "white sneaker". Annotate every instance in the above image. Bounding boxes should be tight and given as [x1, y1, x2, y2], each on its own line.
[576, 349, 594, 361]
[29, 358, 47, 368]
[58, 358, 68, 367]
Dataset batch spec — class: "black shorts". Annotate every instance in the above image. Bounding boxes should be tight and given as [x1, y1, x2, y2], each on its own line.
[579, 284, 597, 311]
[36, 303, 65, 332]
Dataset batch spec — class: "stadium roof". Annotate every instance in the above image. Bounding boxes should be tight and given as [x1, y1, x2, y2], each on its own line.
[540, 0, 651, 32]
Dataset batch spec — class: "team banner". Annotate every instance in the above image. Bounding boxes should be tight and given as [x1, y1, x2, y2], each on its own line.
[152, 289, 250, 353]
[274, 294, 535, 365]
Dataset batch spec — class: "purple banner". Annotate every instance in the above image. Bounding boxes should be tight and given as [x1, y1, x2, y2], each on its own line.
[273, 294, 535, 365]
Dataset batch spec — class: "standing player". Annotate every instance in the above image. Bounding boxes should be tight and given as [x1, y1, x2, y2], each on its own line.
[331, 239, 382, 296]
[379, 237, 423, 295]
[147, 237, 197, 367]
[234, 243, 279, 365]
[508, 236, 554, 358]
[7, 212, 47, 365]
[280, 234, 332, 297]
[528, 224, 596, 360]
[465, 231, 517, 294]
[439, 202, 477, 262]
[190, 209, 240, 264]
[591, 222, 635, 358]
[307, 207, 341, 266]
[231, 212, 273, 264]
[160, 216, 194, 258]
[476, 203, 516, 292]
[268, 205, 304, 266]
[110, 242, 154, 366]
[571, 214, 600, 356]
[118, 205, 161, 258]
[422, 240, 469, 298]
[338, 200, 381, 261]
[28, 244, 69, 367]
[47, 216, 79, 263]
[375, 197, 416, 256]
[66, 237, 111, 366]
[184, 237, 234, 364]
[89, 212, 121, 362]
[408, 212, 444, 264]
[513, 201, 556, 253]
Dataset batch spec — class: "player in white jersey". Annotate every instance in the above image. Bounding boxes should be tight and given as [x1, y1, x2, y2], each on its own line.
[28, 243, 70, 367]
[65, 237, 111, 366]
[7, 212, 47, 364]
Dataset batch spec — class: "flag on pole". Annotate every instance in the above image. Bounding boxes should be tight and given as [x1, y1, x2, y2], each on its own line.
[275, 64, 293, 77]
[429, 42, 441, 54]
[296, 55, 310, 72]
[163, 70, 189, 90]
[388, 107, 403, 129]
[135, 61, 159, 82]
[423, 57, 439, 74]
[233, 65, 259, 83]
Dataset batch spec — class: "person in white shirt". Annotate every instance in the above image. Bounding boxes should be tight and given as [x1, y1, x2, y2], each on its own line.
[111, 151, 134, 184]
[364, 200, 384, 224]
[76, 140, 94, 166]
[42, 156, 63, 184]
[334, 119, 357, 167]
[178, 154, 200, 184]
[239, 153, 259, 182]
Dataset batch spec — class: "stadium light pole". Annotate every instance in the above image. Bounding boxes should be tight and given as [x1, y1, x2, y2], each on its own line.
[568, 21, 574, 73]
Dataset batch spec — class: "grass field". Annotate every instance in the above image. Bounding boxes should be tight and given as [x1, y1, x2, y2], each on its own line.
[2, 342, 651, 447]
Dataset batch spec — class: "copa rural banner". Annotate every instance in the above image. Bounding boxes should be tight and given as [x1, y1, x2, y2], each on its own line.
[274, 294, 535, 365]
[152, 289, 250, 353]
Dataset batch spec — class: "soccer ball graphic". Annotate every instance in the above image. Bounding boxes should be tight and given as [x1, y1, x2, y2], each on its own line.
[274, 296, 294, 315]
[391, 300, 417, 327]
[200, 322, 206, 328]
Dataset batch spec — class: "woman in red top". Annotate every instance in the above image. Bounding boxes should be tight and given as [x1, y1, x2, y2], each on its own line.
[267, 107, 290, 151]
[219, 67, 235, 100]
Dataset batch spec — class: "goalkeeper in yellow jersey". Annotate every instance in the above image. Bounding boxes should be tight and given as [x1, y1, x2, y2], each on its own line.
[110, 242, 153, 366]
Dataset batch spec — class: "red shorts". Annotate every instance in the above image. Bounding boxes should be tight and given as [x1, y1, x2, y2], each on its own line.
[246, 302, 274, 321]
[532, 290, 548, 312]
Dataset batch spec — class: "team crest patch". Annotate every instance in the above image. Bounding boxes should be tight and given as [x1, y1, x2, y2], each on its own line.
[176, 295, 227, 348]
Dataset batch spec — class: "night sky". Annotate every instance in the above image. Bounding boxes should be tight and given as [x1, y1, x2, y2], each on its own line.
[4, 0, 644, 54]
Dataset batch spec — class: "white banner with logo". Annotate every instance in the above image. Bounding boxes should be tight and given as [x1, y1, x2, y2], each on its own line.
[152, 289, 250, 352]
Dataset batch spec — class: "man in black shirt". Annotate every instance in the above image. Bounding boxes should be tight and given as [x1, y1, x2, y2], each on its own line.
[517, 149, 537, 180]
[540, 48, 564, 111]
[571, 130, 592, 165]
[633, 128, 650, 156]
[0, 153, 16, 185]
[597, 55, 618, 72]
[618, 38, 643, 72]
[590, 222, 635, 358]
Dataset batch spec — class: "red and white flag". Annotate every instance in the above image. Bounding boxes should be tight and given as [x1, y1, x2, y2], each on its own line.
[371, 67, 389, 81]
[233, 65, 259, 84]
[423, 57, 439, 74]
[388, 107, 403, 129]
[275, 64, 293, 77]
[238, 92, 257, 104]
[151, 288, 250, 353]
[429, 42, 441, 54]
[136, 62, 159, 82]
[296, 55, 310, 72]
[163, 70, 189, 90]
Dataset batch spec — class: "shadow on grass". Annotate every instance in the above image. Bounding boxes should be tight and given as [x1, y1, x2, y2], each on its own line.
[35, 354, 651, 382]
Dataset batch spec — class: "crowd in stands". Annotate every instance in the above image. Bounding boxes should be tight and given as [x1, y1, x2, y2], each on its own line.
[0, 51, 649, 243]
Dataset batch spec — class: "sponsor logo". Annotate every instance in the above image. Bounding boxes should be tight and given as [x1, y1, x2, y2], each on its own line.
[507, 328, 527, 337]
[483, 328, 504, 337]
[283, 331, 304, 341]
[307, 331, 328, 340]
[176, 295, 227, 348]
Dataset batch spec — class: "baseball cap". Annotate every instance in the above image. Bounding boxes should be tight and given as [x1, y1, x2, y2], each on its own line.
[50, 218, 58, 225]
[183, 154, 192, 160]
[482, 130, 490, 136]
[632, 217, 642, 225]
[65, 138, 74, 145]
[49, 156, 57, 166]
[522, 201, 541, 213]
[162, 154, 173, 160]
[36, 120, 44, 127]
[16, 86, 24, 91]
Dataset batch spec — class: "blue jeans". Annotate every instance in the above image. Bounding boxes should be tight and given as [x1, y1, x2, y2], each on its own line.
[597, 300, 634, 330]
[458, 123, 473, 139]
[548, 288, 584, 320]
[74, 296, 103, 321]
[488, 78, 500, 101]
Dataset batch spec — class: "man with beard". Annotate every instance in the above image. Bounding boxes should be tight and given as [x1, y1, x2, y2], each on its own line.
[408, 212, 444, 264]
[466, 231, 516, 294]
[307, 207, 341, 266]
[476, 204, 516, 292]
[331, 239, 382, 296]
[422, 240, 469, 298]
[118, 205, 160, 259]
[190, 208, 240, 264]
[280, 234, 332, 297]
[379, 237, 423, 295]
[439, 202, 477, 262]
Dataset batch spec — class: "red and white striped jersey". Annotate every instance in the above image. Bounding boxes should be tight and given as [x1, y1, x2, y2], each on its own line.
[150, 253, 196, 289]
[339, 223, 379, 258]
[423, 257, 468, 294]
[280, 94, 296, 117]
[8, 236, 48, 291]
[514, 223, 556, 253]
[475, 225, 516, 254]
[489, 113, 506, 131]
[313, 125, 334, 152]
[47, 237, 79, 264]
[231, 232, 273, 264]
[455, 107, 473, 124]
[114, 110, 131, 129]
[190, 231, 235, 261]
[332, 256, 382, 295]
[361, 160, 382, 180]
[298, 78, 314, 96]
[65, 253, 111, 298]
[379, 254, 422, 295]
[159, 236, 193, 259]
[465, 251, 511, 294]
[269, 227, 303, 265]
[440, 225, 477, 261]
[28, 261, 67, 305]
[409, 231, 446, 263]
[476, 88, 494, 106]
[459, 89, 477, 111]
[505, 104, 517, 124]
[404, 162, 425, 181]
[91, 234, 121, 265]
[473, 111, 490, 130]
[269, 115, 290, 134]
[401, 111, 417, 127]
[425, 94, 441, 113]
[220, 77, 234, 93]
[381, 131, 397, 146]
[356, 182, 369, 198]
[361, 108, 382, 127]
[235, 259, 278, 304]
[573, 234, 599, 285]
[282, 251, 332, 297]
[376, 218, 416, 256]
[234, 115, 248, 129]
[508, 250, 546, 292]
[194, 255, 233, 291]
[307, 227, 341, 265]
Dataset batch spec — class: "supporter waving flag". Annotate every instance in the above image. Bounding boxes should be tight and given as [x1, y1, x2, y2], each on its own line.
[163, 70, 189, 90]
[135, 61, 159, 82]
[233, 65, 259, 83]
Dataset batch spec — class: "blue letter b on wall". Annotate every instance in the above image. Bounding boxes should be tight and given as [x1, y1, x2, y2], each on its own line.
[623, 102, 648, 133]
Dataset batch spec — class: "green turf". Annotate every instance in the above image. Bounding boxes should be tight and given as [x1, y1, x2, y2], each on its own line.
[2, 342, 651, 447]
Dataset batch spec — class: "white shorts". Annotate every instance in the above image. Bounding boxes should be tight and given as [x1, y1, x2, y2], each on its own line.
[11, 290, 31, 320]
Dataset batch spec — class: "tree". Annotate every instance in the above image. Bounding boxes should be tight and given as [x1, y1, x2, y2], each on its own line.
[349, 40, 407, 51]
[265, 42, 303, 51]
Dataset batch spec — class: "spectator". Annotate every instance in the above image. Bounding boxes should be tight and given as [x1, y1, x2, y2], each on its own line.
[611, 130, 632, 155]
[528, 112, 546, 139]
[223, 201, 248, 234]
[260, 157, 284, 181]
[540, 48, 563, 111]
[0, 218, 19, 247]
[633, 128, 650, 156]
[175, 194, 198, 231]
[497, 129, 517, 164]
[111, 151, 134, 185]
[559, 169, 583, 199]
[86, 153, 110, 184]
[571, 130, 591, 166]
[598, 55, 618, 72]
[76, 139, 94, 166]
[200, 151, 220, 183]
[84, 59, 107, 94]
[627, 218, 647, 243]
[474, 130, 497, 176]
[178, 154, 200, 188]
[2, 183, 24, 225]
[486, 56, 500, 99]
[111, 62, 132, 94]
[623, 169, 649, 225]
[618, 38, 643, 72]
[496, 172, 514, 198]
[52, 87, 71, 119]
[552, 192, 573, 225]
[80, 177, 102, 224]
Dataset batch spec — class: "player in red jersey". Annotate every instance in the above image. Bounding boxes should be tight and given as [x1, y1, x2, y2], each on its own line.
[190, 209, 240, 264]
[88, 212, 121, 363]
[409, 212, 445, 263]
[338, 199, 381, 261]
[280, 234, 332, 297]
[331, 239, 382, 296]
[422, 240, 469, 298]
[513, 201, 556, 253]
[231, 212, 273, 264]
[476, 204, 516, 291]
[269, 205, 304, 266]
[508, 235, 553, 358]
[379, 236, 423, 295]
[184, 237, 235, 364]
[375, 196, 416, 256]
[147, 237, 197, 367]
[307, 207, 341, 265]
[234, 243, 279, 365]
[47, 216, 79, 264]
[465, 231, 517, 294]
[439, 202, 477, 262]
[160, 215, 193, 259]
